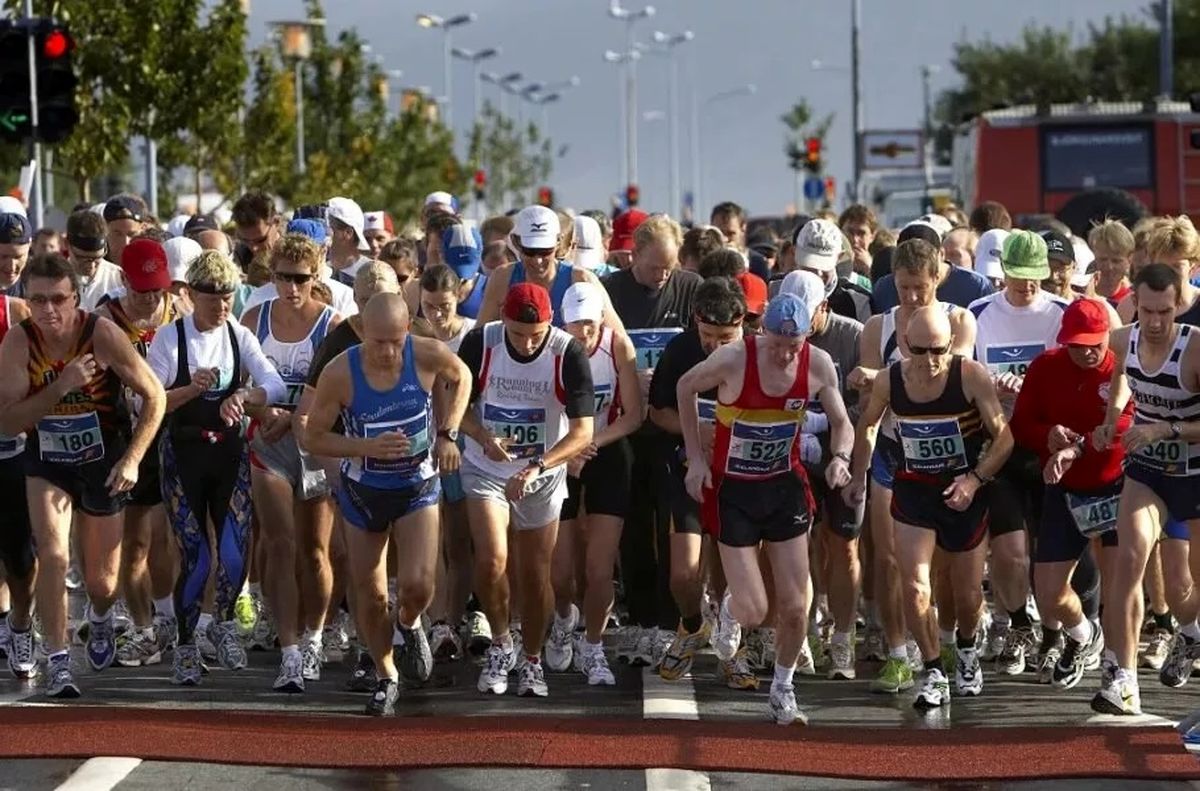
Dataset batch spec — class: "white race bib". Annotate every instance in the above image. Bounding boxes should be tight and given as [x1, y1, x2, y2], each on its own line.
[898, 417, 967, 475]
[1065, 491, 1120, 538]
[38, 412, 105, 465]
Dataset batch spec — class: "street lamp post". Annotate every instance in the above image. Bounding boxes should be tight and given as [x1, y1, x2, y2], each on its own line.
[608, 2, 655, 188]
[851, 0, 863, 202]
[271, 18, 326, 176]
[692, 84, 756, 219]
[534, 93, 561, 142]
[647, 30, 693, 220]
[604, 49, 641, 189]
[452, 46, 500, 128]
[416, 12, 477, 132]
[920, 64, 940, 202]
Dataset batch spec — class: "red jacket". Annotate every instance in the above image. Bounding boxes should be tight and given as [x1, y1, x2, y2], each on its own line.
[1010, 347, 1132, 490]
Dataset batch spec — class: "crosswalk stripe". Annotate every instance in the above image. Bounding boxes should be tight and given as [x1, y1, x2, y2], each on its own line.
[642, 665, 711, 790]
[54, 757, 142, 791]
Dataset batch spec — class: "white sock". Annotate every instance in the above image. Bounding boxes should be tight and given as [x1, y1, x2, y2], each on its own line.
[888, 645, 907, 661]
[832, 631, 852, 647]
[88, 604, 112, 623]
[1180, 621, 1200, 641]
[197, 612, 213, 633]
[497, 631, 514, 651]
[1065, 618, 1091, 644]
[302, 629, 321, 647]
[240, 579, 250, 595]
[154, 597, 175, 619]
[939, 629, 954, 647]
[281, 644, 300, 659]
[773, 661, 796, 689]
[585, 639, 603, 655]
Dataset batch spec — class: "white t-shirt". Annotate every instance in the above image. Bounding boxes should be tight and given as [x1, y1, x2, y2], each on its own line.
[79, 260, 126, 311]
[968, 290, 1068, 416]
[242, 267, 357, 318]
[146, 314, 287, 404]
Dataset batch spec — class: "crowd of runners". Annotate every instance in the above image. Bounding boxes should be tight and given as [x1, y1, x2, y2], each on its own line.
[0, 188, 1197, 727]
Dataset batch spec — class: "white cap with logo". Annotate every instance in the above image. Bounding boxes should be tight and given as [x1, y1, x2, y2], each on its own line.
[514, 205, 561, 249]
[974, 228, 1010, 280]
[562, 281, 604, 324]
[779, 270, 828, 319]
[326, 196, 370, 251]
[794, 218, 843, 272]
[574, 215, 605, 271]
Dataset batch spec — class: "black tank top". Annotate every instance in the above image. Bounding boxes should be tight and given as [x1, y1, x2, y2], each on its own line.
[889, 355, 985, 481]
[166, 318, 243, 441]
[1178, 293, 1200, 328]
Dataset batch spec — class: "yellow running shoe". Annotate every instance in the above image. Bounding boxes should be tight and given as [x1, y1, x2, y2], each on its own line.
[720, 647, 761, 690]
[659, 623, 710, 681]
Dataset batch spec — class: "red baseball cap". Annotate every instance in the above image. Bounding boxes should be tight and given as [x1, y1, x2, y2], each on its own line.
[120, 238, 170, 292]
[610, 209, 649, 252]
[735, 271, 768, 316]
[503, 282, 552, 324]
[1057, 298, 1110, 345]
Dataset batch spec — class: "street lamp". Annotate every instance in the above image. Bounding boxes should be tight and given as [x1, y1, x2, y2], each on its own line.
[691, 83, 756, 219]
[533, 92, 561, 141]
[452, 46, 500, 125]
[644, 29, 693, 219]
[604, 49, 641, 190]
[608, 2, 655, 187]
[270, 18, 326, 176]
[921, 64, 941, 198]
[415, 12, 477, 130]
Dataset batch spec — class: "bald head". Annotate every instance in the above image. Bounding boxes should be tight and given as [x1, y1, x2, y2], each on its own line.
[906, 305, 952, 349]
[363, 291, 410, 330]
[197, 229, 231, 255]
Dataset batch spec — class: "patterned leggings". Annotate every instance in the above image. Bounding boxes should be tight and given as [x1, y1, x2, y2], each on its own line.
[160, 432, 253, 644]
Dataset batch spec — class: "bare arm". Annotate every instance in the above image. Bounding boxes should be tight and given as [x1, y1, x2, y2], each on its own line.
[543, 416, 594, 469]
[474, 264, 512, 325]
[847, 315, 883, 391]
[1103, 326, 1133, 429]
[96, 318, 166, 466]
[594, 332, 643, 447]
[964, 359, 1013, 481]
[849, 365, 892, 484]
[949, 307, 977, 356]
[0, 329, 50, 436]
[811, 348, 853, 461]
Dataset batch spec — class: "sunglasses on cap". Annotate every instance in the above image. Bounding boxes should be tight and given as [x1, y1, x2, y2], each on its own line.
[273, 271, 314, 285]
[907, 343, 951, 356]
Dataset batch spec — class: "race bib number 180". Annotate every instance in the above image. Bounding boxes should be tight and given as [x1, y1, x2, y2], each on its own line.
[38, 412, 105, 466]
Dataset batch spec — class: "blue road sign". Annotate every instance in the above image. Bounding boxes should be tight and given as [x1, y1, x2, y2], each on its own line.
[803, 176, 825, 201]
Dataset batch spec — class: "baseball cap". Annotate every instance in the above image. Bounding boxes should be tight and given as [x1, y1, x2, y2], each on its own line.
[513, 205, 561, 249]
[503, 282, 552, 324]
[762, 292, 812, 338]
[327, 196, 370, 251]
[561, 281, 604, 324]
[120, 238, 171, 292]
[364, 211, 394, 235]
[1057, 298, 1110, 345]
[1041, 230, 1074, 264]
[611, 209, 649, 252]
[915, 213, 953, 238]
[974, 228, 1010, 280]
[574, 215, 605, 270]
[424, 191, 458, 214]
[287, 218, 328, 245]
[0, 212, 31, 245]
[1001, 230, 1050, 281]
[0, 196, 25, 217]
[779, 270, 827, 320]
[441, 223, 483, 281]
[183, 214, 220, 236]
[103, 195, 146, 223]
[793, 219, 842, 272]
[163, 237, 203, 284]
[165, 214, 190, 239]
[735, 271, 768, 316]
[898, 221, 943, 247]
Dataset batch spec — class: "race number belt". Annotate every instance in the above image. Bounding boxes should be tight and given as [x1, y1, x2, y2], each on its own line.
[898, 417, 967, 475]
[1065, 491, 1120, 538]
[482, 403, 547, 460]
[38, 412, 105, 465]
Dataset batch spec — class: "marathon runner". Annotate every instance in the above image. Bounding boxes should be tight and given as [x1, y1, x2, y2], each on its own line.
[0, 212, 30, 297]
[303, 291, 472, 716]
[458, 282, 594, 698]
[847, 306, 1012, 709]
[678, 292, 854, 725]
[0, 253, 166, 698]
[0, 293, 33, 679]
[1087, 220, 1134, 308]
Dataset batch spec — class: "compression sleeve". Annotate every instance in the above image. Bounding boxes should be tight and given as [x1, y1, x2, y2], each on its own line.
[559, 338, 595, 419]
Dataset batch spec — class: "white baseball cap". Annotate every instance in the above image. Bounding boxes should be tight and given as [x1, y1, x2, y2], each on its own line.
[424, 191, 457, 213]
[574, 215, 604, 271]
[326, 196, 370, 251]
[166, 214, 190, 239]
[916, 213, 954, 238]
[163, 236, 203, 284]
[561, 281, 604, 324]
[779, 270, 828, 318]
[514, 205, 561, 249]
[794, 219, 842, 272]
[0, 196, 26, 217]
[974, 228, 1010, 280]
[1072, 237, 1096, 288]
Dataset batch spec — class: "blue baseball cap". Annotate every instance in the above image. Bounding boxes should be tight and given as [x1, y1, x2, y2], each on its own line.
[762, 292, 812, 338]
[0, 212, 31, 245]
[287, 218, 328, 245]
[441, 223, 483, 280]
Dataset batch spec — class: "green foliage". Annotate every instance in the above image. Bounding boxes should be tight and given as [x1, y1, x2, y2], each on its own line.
[781, 100, 833, 173]
[466, 101, 553, 212]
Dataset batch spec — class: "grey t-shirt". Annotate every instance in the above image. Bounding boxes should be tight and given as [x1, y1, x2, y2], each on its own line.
[808, 311, 863, 420]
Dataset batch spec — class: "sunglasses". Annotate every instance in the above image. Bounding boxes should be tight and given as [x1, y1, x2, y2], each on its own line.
[520, 245, 556, 259]
[274, 272, 314, 285]
[908, 343, 951, 356]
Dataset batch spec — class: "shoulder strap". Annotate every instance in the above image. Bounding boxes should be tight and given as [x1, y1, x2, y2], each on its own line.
[255, 300, 271, 344]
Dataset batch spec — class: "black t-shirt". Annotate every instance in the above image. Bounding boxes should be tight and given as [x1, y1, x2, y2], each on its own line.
[458, 326, 594, 420]
[602, 268, 701, 330]
[648, 328, 718, 459]
[305, 320, 362, 434]
[829, 279, 872, 324]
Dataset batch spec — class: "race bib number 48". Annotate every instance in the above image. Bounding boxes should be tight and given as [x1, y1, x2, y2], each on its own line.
[1065, 491, 1119, 538]
[629, 328, 682, 372]
[898, 417, 967, 475]
[984, 343, 1043, 378]
[38, 412, 105, 465]
[483, 403, 547, 460]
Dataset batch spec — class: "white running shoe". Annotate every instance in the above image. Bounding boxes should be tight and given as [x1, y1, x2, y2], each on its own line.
[274, 651, 305, 693]
[582, 645, 615, 686]
[545, 605, 579, 672]
[768, 683, 807, 725]
[518, 658, 549, 697]
[477, 643, 517, 695]
[301, 640, 322, 682]
[828, 639, 856, 680]
[955, 646, 983, 697]
[914, 667, 951, 710]
[712, 594, 741, 663]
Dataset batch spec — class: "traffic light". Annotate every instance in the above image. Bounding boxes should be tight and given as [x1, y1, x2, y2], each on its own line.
[0, 19, 78, 145]
[803, 136, 822, 173]
[473, 169, 486, 201]
[537, 186, 553, 207]
[625, 183, 639, 207]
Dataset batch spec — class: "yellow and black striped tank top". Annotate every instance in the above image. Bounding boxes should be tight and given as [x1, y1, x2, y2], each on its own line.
[24, 311, 130, 436]
[105, 294, 180, 357]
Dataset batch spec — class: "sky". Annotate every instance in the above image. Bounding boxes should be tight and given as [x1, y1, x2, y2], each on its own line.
[244, 0, 1154, 217]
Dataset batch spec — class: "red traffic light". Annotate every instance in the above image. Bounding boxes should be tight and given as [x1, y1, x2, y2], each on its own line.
[805, 137, 820, 155]
[473, 169, 486, 187]
[537, 186, 553, 207]
[625, 184, 640, 206]
[43, 29, 70, 59]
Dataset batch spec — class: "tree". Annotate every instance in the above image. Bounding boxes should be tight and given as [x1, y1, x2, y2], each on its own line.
[781, 100, 833, 209]
[466, 102, 553, 212]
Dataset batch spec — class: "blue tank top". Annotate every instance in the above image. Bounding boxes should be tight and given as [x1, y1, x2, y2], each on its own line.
[339, 339, 435, 488]
[511, 261, 575, 327]
[458, 272, 488, 320]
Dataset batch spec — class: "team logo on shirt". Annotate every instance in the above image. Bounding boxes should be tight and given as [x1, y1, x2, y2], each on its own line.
[909, 424, 937, 435]
[785, 398, 806, 411]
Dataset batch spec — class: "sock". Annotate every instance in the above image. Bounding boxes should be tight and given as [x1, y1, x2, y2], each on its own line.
[1042, 618, 1062, 632]
[497, 632, 514, 652]
[197, 612, 213, 632]
[816, 594, 829, 614]
[1102, 648, 1117, 667]
[923, 658, 942, 673]
[302, 629, 321, 647]
[681, 613, 704, 634]
[1180, 621, 1200, 641]
[0, 609, 8, 621]
[281, 644, 300, 659]
[955, 631, 975, 650]
[248, 583, 263, 598]
[1008, 607, 1032, 630]
[154, 597, 176, 619]
[939, 629, 955, 647]
[89, 604, 112, 623]
[585, 639, 603, 654]
[554, 609, 572, 627]
[525, 653, 541, 665]
[889, 645, 907, 661]
[1040, 627, 1062, 651]
[832, 631, 852, 647]
[1065, 619, 1091, 644]
[49, 649, 68, 661]
[240, 579, 250, 595]
[1153, 611, 1174, 632]
[721, 596, 734, 624]
[773, 661, 796, 689]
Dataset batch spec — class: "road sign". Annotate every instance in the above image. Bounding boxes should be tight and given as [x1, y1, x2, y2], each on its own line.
[860, 130, 923, 170]
[803, 176, 825, 201]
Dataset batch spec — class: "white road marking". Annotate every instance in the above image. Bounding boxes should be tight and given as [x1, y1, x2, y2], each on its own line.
[642, 666, 712, 790]
[54, 757, 142, 791]
[1085, 712, 1178, 727]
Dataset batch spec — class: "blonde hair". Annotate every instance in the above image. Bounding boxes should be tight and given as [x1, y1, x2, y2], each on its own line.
[186, 250, 242, 291]
[633, 213, 683, 253]
[1145, 215, 1200, 262]
[1087, 219, 1135, 257]
[353, 260, 399, 303]
[269, 233, 323, 275]
[556, 210, 576, 260]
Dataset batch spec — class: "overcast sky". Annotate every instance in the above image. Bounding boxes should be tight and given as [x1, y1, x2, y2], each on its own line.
[246, 0, 1153, 216]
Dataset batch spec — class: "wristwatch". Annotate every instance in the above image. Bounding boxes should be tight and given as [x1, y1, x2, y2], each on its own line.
[437, 427, 459, 442]
[527, 456, 547, 475]
[1170, 422, 1183, 439]
[833, 451, 852, 465]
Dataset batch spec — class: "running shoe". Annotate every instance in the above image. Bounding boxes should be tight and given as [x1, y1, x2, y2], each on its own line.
[745, 629, 767, 671]
[996, 625, 1038, 675]
[116, 627, 161, 668]
[760, 628, 778, 670]
[323, 611, 352, 654]
[545, 605, 579, 672]
[981, 620, 1007, 662]
[769, 684, 807, 726]
[517, 657, 549, 697]
[395, 624, 433, 684]
[828, 639, 856, 680]
[712, 594, 741, 663]
[85, 611, 117, 672]
[797, 637, 816, 676]
[0, 616, 9, 659]
[1091, 669, 1141, 716]
[582, 645, 615, 686]
[719, 647, 760, 690]
[197, 620, 219, 662]
[1160, 632, 1200, 688]
[429, 621, 463, 663]
[64, 564, 83, 591]
[249, 598, 276, 651]
[955, 646, 983, 696]
[870, 657, 914, 694]
[45, 653, 80, 698]
[1053, 622, 1103, 691]
[301, 639, 322, 682]
[464, 611, 491, 660]
[111, 599, 133, 635]
[616, 626, 641, 664]
[1035, 632, 1063, 685]
[477, 643, 517, 694]
[153, 614, 177, 655]
[630, 627, 655, 668]
[659, 624, 710, 681]
[861, 624, 886, 662]
[701, 590, 719, 646]
[914, 667, 951, 710]
[233, 592, 257, 639]
[347, 649, 376, 692]
[214, 621, 248, 671]
[7, 625, 35, 679]
[172, 644, 202, 686]
[274, 650, 305, 693]
[365, 678, 399, 716]
[651, 628, 674, 670]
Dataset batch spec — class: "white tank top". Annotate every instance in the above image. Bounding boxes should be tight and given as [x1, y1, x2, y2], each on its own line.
[463, 321, 573, 478]
[255, 299, 335, 408]
[1126, 323, 1200, 477]
[588, 327, 620, 432]
[444, 317, 476, 355]
[969, 291, 1067, 418]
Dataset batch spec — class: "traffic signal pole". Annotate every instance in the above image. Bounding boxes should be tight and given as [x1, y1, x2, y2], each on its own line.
[24, 0, 42, 227]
